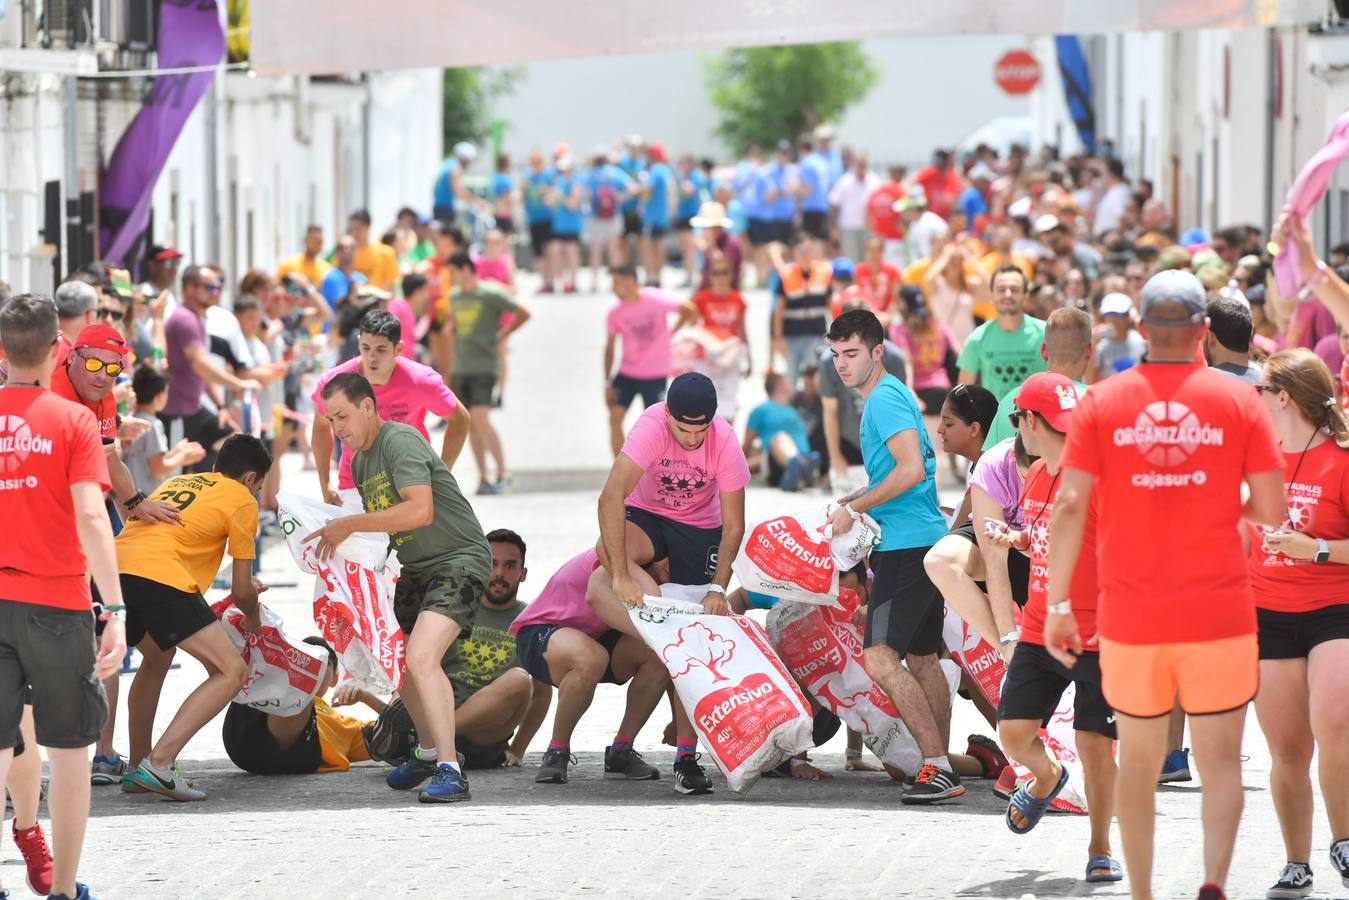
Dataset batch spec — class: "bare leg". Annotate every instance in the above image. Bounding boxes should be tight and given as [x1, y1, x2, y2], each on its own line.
[1166, 702, 1186, 752]
[863, 644, 944, 758]
[924, 536, 997, 649]
[1115, 711, 1171, 900]
[1308, 639, 1349, 843]
[146, 625, 247, 769]
[7, 708, 40, 829]
[908, 653, 952, 749]
[608, 403, 628, 457]
[610, 637, 672, 738]
[998, 718, 1061, 829]
[1255, 657, 1314, 864]
[126, 638, 178, 768]
[94, 672, 119, 760]
[1078, 731, 1119, 871]
[455, 669, 533, 744]
[467, 405, 491, 484]
[476, 407, 507, 480]
[400, 610, 463, 765]
[1189, 706, 1249, 890]
[45, 747, 91, 899]
[542, 629, 610, 744]
[960, 667, 998, 726]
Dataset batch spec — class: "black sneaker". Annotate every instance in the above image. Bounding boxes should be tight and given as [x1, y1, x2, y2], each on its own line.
[1265, 862, 1313, 899]
[672, 753, 714, 795]
[535, 748, 575, 784]
[1331, 838, 1349, 887]
[364, 698, 416, 766]
[604, 746, 659, 780]
[899, 764, 965, 804]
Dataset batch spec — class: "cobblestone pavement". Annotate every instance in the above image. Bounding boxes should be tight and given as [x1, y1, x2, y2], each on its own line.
[5, 280, 1343, 899]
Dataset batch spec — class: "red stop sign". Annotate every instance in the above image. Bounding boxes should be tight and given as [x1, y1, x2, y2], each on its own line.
[995, 50, 1040, 95]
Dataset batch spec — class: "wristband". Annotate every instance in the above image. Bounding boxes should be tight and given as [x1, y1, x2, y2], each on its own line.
[98, 605, 126, 622]
[1047, 601, 1073, 615]
[1000, 628, 1021, 645]
[705, 584, 726, 595]
[844, 503, 861, 520]
[1310, 260, 1330, 286]
[125, 491, 146, 510]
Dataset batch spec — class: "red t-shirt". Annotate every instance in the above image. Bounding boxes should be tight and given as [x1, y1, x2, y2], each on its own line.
[829, 285, 884, 319]
[911, 165, 962, 220]
[854, 261, 901, 307]
[1019, 460, 1100, 647]
[0, 387, 111, 610]
[50, 351, 117, 439]
[1059, 363, 1285, 644]
[1248, 439, 1349, 612]
[866, 182, 904, 239]
[691, 290, 747, 342]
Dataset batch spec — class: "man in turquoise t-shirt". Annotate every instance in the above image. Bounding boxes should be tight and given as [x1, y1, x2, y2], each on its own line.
[957, 265, 1046, 402]
[825, 308, 960, 806]
[982, 306, 1094, 449]
[743, 373, 819, 491]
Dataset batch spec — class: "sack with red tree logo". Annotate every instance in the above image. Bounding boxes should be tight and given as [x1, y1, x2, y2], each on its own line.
[766, 589, 961, 777]
[732, 504, 882, 605]
[631, 585, 814, 794]
[941, 605, 1009, 707]
[210, 598, 330, 713]
[277, 490, 406, 692]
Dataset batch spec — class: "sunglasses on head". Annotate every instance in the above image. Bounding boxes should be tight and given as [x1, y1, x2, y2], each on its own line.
[76, 352, 123, 377]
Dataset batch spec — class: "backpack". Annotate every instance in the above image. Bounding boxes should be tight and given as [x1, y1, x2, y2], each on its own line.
[595, 180, 619, 219]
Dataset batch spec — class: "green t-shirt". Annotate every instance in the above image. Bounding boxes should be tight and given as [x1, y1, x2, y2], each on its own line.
[350, 421, 491, 582]
[449, 284, 518, 377]
[444, 600, 523, 705]
[983, 377, 1089, 450]
[955, 315, 1047, 403]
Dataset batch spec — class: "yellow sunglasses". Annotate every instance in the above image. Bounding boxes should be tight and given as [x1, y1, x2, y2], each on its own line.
[78, 354, 124, 377]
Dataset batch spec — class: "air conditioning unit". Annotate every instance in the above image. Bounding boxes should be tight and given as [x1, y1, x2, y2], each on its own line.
[42, 0, 92, 47]
[96, 0, 155, 50]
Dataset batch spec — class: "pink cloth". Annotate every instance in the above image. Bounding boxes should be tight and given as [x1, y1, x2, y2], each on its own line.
[476, 254, 513, 287]
[606, 289, 685, 379]
[386, 298, 418, 359]
[1287, 298, 1338, 351]
[620, 402, 750, 528]
[509, 548, 608, 639]
[311, 356, 458, 489]
[1275, 108, 1349, 298]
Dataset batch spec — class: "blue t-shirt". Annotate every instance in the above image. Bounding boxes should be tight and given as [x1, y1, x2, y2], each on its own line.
[678, 169, 709, 219]
[642, 162, 676, 227]
[859, 374, 947, 550]
[738, 163, 768, 220]
[321, 267, 367, 305]
[491, 172, 514, 200]
[746, 401, 811, 454]
[524, 170, 554, 224]
[550, 175, 584, 235]
[587, 164, 634, 218]
[618, 153, 645, 213]
[433, 157, 460, 212]
[959, 186, 988, 225]
[764, 163, 797, 222]
[799, 153, 830, 213]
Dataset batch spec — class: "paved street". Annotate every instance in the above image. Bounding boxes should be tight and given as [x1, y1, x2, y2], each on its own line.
[7, 278, 1343, 900]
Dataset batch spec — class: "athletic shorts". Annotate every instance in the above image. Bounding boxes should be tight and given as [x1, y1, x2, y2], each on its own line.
[642, 223, 669, 240]
[121, 574, 217, 651]
[623, 209, 642, 237]
[1099, 632, 1258, 718]
[222, 703, 323, 775]
[450, 373, 497, 408]
[675, 215, 695, 232]
[611, 374, 667, 410]
[866, 546, 943, 656]
[768, 220, 794, 245]
[998, 643, 1115, 739]
[0, 600, 107, 750]
[393, 564, 482, 638]
[515, 624, 625, 688]
[1257, 604, 1349, 659]
[494, 216, 515, 234]
[916, 387, 949, 417]
[552, 231, 580, 245]
[746, 218, 774, 247]
[528, 221, 553, 256]
[948, 522, 1031, 607]
[159, 408, 233, 472]
[458, 734, 509, 770]
[801, 210, 829, 240]
[625, 505, 722, 585]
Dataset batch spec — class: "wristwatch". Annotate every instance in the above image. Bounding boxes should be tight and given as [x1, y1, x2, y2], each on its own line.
[1315, 538, 1331, 564]
[1000, 628, 1022, 646]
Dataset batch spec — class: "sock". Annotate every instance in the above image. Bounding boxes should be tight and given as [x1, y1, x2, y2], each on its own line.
[922, 755, 952, 772]
[414, 745, 437, 762]
[676, 737, 697, 760]
[547, 740, 569, 753]
[611, 735, 634, 752]
[845, 748, 863, 759]
[437, 761, 462, 775]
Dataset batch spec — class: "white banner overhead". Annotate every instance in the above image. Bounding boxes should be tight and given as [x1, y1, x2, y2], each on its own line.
[250, 0, 1325, 74]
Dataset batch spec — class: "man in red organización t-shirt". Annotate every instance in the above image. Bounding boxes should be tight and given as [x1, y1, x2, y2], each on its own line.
[0, 295, 127, 900]
[1043, 271, 1287, 900]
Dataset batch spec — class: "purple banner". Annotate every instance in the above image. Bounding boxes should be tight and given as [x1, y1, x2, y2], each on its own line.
[98, 0, 224, 267]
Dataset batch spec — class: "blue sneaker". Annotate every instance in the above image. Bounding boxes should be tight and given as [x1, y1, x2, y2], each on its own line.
[386, 747, 439, 791]
[48, 882, 96, 899]
[418, 764, 471, 804]
[1158, 748, 1192, 784]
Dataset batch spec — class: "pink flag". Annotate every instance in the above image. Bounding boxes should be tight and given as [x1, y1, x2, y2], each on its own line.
[1275, 108, 1349, 298]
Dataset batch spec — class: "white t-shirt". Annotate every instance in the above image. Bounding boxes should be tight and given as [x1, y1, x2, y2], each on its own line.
[828, 171, 882, 231]
[1093, 183, 1132, 235]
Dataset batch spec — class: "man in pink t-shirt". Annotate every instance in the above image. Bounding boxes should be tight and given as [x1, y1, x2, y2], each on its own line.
[310, 309, 469, 506]
[604, 265, 698, 456]
[509, 548, 672, 785]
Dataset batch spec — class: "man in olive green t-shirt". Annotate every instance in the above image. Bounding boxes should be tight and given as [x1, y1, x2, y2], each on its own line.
[446, 251, 531, 496]
[306, 372, 491, 805]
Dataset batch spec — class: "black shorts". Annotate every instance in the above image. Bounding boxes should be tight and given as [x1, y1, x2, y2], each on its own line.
[866, 547, 943, 656]
[801, 210, 829, 240]
[746, 218, 774, 247]
[916, 387, 949, 416]
[768, 220, 794, 244]
[159, 408, 234, 472]
[997, 643, 1116, 739]
[949, 522, 1031, 607]
[516, 624, 625, 687]
[552, 231, 581, 245]
[495, 216, 515, 234]
[1257, 604, 1349, 660]
[458, 734, 509, 770]
[222, 703, 324, 775]
[450, 373, 497, 408]
[623, 209, 642, 237]
[0, 601, 107, 750]
[625, 505, 722, 585]
[528, 221, 553, 257]
[642, 224, 669, 240]
[675, 215, 695, 232]
[611, 374, 667, 410]
[121, 574, 217, 651]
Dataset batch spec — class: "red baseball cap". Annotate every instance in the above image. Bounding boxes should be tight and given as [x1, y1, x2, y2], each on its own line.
[1013, 372, 1078, 433]
[72, 324, 130, 359]
[646, 141, 667, 163]
[148, 243, 183, 262]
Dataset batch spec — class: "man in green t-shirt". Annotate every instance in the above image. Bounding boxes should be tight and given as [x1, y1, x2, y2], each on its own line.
[305, 372, 491, 805]
[956, 264, 1046, 402]
[982, 307, 1093, 449]
[446, 251, 531, 496]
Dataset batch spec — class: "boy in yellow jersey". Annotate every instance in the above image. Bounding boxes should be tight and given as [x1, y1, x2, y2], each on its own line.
[116, 434, 275, 801]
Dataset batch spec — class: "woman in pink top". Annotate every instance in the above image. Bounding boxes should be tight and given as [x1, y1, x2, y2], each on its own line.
[476, 228, 519, 404]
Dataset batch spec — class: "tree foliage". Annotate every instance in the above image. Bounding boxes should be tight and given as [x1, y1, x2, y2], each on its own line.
[705, 43, 879, 155]
[442, 66, 525, 153]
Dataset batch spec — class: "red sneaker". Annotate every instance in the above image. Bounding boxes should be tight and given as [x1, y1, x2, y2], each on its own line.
[1196, 884, 1225, 900]
[965, 734, 1010, 779]
[992, 764, 1019, 800]
[12, 820, 53, 895]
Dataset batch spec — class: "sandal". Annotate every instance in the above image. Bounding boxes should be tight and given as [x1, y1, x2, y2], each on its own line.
[1005, 763, 1069, 834]
[1085, 855, 1124, 883]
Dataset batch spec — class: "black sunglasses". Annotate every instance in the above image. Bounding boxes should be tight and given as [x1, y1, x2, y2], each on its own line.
[1254, 384, 1282, 395]
[97, 307, 126, 322]
[1008, 409, 1029, 428]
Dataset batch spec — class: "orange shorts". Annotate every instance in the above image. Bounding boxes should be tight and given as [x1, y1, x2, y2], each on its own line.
[1098, 633, 1258, 718]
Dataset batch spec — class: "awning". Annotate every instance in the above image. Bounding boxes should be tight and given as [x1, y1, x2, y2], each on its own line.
[249, 0, 1325, 75]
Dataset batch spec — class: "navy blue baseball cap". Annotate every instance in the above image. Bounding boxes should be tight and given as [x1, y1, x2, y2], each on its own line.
[666, 372, 718, 425]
